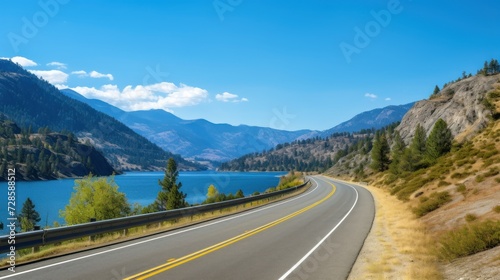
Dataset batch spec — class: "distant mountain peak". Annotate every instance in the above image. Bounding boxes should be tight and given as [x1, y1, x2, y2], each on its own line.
[320, 102, 415, 137]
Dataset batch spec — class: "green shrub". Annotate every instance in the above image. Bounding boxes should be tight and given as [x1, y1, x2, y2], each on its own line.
[412, 191, 452, 217]
[465, 213, 477, 222]
[394, 177, 431, 201]
[456, 184, 466, 195]
[493, 205, 500, 213]
[478, 149, 499, 159]
[438, 180, 451, 187]
[455, 158, 469, 167]
[484, 167, 499, 178]
[482, 98, 495, 111]
[451, 172, 470, 179]
[482, 158, 496, 168]
[419, 196, 429, 203]
[495, 178, 500, 184]
[438, 220, 500, 260]
[276, 172, 303, 190]
[454, 142, 478, 161]
[475, 175, 485, 183]
[488, 90, 500, 99]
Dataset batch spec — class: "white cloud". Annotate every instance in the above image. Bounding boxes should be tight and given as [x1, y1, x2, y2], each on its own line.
[29, 70, 69, 85]
[364, 93, 377, 99]
[71, 70, 88, 77]
[385, 97, 392, 101]
[215, 92, 248, 103]
[89, 71, 114, 81]
[10, 56, 38, 67]
[55, 84, 69, 89]
[71, 82, 208, 111]
[71, 70, 114, 81]
[47, 61, 67, 69]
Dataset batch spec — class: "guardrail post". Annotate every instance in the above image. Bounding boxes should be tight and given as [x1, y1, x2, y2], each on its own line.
[89, 218, 96, 242]
[32, 225, 41, 253]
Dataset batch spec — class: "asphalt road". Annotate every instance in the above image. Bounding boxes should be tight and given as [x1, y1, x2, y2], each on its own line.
[0, 176, 374, 280]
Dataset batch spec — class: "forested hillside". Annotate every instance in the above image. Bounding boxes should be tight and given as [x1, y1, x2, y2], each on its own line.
[0, 116, 116, 180]
[219, 129, 377, 172]
[0, 60, 200, 171]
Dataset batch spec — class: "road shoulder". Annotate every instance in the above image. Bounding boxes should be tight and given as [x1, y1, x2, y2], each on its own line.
[330, 179, 443, 280]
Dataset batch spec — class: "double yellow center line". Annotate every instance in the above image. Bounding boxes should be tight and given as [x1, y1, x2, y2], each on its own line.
[124, 181, 336, 280]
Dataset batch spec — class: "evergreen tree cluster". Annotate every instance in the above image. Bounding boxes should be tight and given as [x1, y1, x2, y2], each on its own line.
[0, 117, 115, 180]
[371, 119, 453, 175]
[478, 59, 500, 76]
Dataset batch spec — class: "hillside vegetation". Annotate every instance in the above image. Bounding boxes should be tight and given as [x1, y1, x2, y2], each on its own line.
[329, 62, 500, 278]
[0, 116, 116, 180]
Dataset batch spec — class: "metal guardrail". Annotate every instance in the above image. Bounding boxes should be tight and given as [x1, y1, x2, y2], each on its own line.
[0, 181, 309, 253]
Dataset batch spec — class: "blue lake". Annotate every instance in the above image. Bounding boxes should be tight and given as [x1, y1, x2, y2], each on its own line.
[0, 171, 286, 235]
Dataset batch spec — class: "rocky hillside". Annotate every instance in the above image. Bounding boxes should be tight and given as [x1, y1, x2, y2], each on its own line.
[398, 74, 498, 143]
[0, 117, 116, 180]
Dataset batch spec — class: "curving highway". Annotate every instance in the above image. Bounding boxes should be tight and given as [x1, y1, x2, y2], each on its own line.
[0, 176, 374, 280]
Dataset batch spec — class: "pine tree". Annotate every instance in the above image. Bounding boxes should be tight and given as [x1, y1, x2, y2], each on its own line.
[399, 125, 425, 172]
[235, 189, 244, 198]
[18, 198, 41, 232]
[483, 60, 489, 75]
[432, 85, 440, 97]
[425, 119, 452, 164]
[406, 124, 428, 171]
[370, 131, 390, 172]
[156, 158, 186, 210]
[389, 131, 406, 175]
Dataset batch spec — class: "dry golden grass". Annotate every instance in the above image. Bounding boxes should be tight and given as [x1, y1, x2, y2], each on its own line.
[346, 181, 442, 280]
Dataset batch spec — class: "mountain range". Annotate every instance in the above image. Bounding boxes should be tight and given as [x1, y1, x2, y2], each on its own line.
[319, 102, 415, 137]
[0, 58, 414, 171]
[0, 60, 199, 171]
[61, 89, 413, 164]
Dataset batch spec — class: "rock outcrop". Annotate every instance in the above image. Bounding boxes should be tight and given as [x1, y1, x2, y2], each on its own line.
[398, 74, 499, 143]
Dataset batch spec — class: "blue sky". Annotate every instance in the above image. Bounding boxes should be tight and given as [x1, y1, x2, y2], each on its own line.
[1, 0, 499, 131]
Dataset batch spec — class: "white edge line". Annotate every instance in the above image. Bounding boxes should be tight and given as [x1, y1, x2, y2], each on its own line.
[0, 182, 320, 279]
[278, 177, 359, 280]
